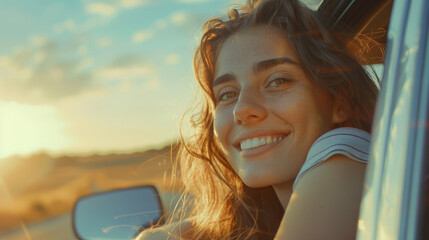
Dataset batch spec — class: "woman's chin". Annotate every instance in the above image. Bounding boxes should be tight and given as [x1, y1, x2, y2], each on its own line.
[240, 174, 277, 188]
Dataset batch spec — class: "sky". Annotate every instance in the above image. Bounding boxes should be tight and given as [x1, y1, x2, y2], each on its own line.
[0, 0, 236, 159]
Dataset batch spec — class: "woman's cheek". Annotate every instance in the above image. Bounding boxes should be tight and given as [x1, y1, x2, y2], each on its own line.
[213, 109, 221, 139]
[213, 108, 233, 151]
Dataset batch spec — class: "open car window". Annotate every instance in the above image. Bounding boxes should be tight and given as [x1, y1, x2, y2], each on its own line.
[357, 0, 429, 239]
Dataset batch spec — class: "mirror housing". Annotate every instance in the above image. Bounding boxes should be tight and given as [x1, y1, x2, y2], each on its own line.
[73, 186, 164, 240]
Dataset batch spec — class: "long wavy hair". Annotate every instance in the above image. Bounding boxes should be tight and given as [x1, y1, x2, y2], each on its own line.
[172, 0, 380, 239]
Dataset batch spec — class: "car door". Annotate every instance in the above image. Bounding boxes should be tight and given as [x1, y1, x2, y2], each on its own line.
[357, 0, 429, 239]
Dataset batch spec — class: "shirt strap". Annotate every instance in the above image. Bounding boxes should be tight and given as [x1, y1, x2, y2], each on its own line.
[292, 127, 371, 191]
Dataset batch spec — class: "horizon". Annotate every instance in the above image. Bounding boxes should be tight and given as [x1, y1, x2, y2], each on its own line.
[0, 137, 176, 162]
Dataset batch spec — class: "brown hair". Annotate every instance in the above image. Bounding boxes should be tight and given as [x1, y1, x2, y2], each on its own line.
[173, 0, 379, 239]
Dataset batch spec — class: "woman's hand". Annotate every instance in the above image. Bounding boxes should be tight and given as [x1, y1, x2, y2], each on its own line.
[134, 218, 192, 240]
[274, 155, 366, 240]
[135, 228, 178, 240]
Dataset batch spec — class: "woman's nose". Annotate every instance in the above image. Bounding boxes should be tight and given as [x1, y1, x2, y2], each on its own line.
[233, 90, 267, 126]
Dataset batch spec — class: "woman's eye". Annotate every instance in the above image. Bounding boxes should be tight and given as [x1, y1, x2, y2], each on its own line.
[266, 78, 291, 88]
[217, 91, 238, 103]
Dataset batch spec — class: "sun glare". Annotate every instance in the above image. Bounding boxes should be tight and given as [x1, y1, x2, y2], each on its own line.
[0, 101, 72, 159]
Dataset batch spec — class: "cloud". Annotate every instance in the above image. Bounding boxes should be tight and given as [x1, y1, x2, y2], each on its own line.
[85, 3, 117, 16]
[168, 11, 208, 33]
[83, 0, 150, 18]
[146, 78, 159, 89]
[80, 17, 112, 32]
[96, 54, 156, 81]
[178, 0, 210, 3]
[119, 79, 132, 92]
[78, 45, 88, 56]
[76, 58, 95, 71]
[165, 54, 180, 65]
[155, 19, 167, 29]
[97, 65, 154, 80]
[170, 12, 187, 25]
[132, 29, 155, 43]
[94, 54, 161, 92]
[146, 11, 207, 36]
[97, 37, 112, 48]
[118, 0, 148, 8]
[31, 36, 51, 47]
[0, 37, 97, 104]
[53, 19, 76, 34]
[0, 30, 160, 106]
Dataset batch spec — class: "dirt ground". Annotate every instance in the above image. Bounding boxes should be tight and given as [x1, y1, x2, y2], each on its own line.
[0, 144, 182, 239]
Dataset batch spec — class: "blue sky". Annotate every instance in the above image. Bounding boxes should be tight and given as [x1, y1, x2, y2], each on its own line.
[0, 0, 235, 158]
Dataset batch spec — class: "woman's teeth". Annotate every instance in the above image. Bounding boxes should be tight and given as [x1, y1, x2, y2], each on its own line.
[240, 136, 283, 150]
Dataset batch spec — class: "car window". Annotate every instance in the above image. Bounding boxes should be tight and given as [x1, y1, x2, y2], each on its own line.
[357, 0, 429, 239]
[421, 133, 429, 239]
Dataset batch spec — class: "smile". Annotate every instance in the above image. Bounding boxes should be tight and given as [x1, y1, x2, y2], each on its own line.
[240, 135, 285, 151]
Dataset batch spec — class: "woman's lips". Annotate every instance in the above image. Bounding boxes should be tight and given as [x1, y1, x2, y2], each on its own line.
[236, 134, 288, 158]
[240, 135, 284, 150]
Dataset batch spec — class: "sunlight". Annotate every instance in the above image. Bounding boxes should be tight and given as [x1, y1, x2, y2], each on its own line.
[0, 101, 72, 159]
[358, 219, 366, 232]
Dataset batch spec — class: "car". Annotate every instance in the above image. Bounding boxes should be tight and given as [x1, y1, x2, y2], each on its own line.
[72, 0, 429, 239]
[0, 0, 426, 239]
[357, 0, 429, 238]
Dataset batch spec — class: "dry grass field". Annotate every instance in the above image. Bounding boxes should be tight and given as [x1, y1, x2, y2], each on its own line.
[0, 144, 181, 237]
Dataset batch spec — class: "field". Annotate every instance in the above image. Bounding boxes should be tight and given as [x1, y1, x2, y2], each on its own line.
[0, 144, 180, 239]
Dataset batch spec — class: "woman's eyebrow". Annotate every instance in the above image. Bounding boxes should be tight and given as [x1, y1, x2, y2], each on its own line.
[213, 73, 235, 88]
[253, 57, 299, 73]
[213, 57, 298, 88]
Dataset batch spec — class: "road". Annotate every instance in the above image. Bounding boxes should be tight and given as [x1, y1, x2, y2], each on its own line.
[0, 213, 77, 240]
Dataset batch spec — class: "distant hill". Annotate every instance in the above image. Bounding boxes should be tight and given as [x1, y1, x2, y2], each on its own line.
[0, 144, 180, 234]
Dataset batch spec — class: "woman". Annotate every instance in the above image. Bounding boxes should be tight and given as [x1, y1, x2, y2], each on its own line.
[137, 0, 379, 239]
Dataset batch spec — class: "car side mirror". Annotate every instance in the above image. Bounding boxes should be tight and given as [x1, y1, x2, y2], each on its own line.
[73, 186, 164, 240]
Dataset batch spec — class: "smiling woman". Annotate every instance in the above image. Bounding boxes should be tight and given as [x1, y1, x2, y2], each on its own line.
[213, 26, 343, 189]
[136, 0, 380, 239]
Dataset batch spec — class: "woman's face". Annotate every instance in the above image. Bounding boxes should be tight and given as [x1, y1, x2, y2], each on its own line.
[213, 26, 341, 188]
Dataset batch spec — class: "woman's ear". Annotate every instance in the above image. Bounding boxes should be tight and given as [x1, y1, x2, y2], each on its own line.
[332, 98, 350, 124]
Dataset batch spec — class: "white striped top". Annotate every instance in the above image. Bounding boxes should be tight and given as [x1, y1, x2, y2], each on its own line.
[293, 127, 371, 190]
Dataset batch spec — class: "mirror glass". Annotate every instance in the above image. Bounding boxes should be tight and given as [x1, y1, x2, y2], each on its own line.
[73, 186, 163, 240]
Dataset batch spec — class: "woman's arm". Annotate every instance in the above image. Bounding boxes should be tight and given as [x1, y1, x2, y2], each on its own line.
[275, 155, 366, 240]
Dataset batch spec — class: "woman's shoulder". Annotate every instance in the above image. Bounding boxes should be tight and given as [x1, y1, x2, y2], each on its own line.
[307, 127, 371, 164]
[293, 127, 371, 190]
[135, 228, 176, 240]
